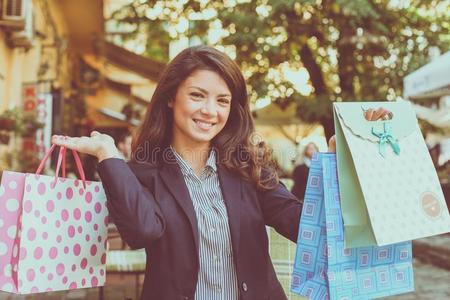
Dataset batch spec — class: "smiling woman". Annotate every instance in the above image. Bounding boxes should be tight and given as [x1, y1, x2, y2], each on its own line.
[52, 45, 300, 300]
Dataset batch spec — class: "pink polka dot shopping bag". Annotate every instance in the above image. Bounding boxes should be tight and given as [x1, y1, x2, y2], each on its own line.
[0, 145, 108, 294]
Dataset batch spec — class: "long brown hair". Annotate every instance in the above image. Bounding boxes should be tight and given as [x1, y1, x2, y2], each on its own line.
[132, 45, 278, 190]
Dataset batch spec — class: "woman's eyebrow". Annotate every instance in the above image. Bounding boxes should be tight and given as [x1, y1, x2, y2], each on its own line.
[188, 86, 231, 98]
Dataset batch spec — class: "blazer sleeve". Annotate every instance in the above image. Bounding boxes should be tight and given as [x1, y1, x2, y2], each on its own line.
[291, 164, 309, 200]
[97, 158, 165, 249]
[258, 181, 302, 243]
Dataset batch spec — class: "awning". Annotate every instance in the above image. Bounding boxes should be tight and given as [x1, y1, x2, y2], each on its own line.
[410, 103, 450, 128]
[403, 51, 450, 99]
[97, 107, 140, 126]
[50, 0, 104, 54]
[398, 98, 450, 128]
[87, 106, 141, 128]
[83, 54, 156, 101]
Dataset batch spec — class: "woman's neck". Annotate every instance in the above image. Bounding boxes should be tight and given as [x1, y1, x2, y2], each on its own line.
[171, 141, 211, 176]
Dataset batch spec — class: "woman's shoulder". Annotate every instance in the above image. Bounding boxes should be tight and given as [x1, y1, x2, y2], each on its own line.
[235, 165, 280, 193]
[127, 159, 159, 176]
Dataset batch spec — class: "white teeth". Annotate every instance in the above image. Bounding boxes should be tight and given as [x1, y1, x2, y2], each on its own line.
[194, 120, 213, 130]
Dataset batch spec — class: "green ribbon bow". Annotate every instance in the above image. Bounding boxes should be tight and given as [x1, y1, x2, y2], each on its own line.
[371, 123, 400, 157]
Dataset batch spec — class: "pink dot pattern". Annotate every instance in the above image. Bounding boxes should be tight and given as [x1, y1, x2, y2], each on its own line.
[74, 208, 81, 220]
[85, 211, 92, 222]
[34, 247, 43, 259]
[0, 171, 108, 294]
[49, 247, 58, 259]
[74, 244, 81, 256]
[85, 192, 92, 203]
[46, 200, 55, 213]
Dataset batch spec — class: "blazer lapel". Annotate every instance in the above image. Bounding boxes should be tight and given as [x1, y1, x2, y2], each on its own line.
[159, 156, 199, 252]
[217, 165, 242, 259]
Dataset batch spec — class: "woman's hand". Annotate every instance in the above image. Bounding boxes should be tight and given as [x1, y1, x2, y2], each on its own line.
[327, 107, 392, 152]
[51, 131, 121, 162]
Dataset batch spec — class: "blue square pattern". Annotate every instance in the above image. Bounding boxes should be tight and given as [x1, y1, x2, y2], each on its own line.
[333, 289, 353, 300]
[303, 202, 317, 218]
[339, 262, 358, 289]
[291, 153, 414, 299]
[295, 244, 321, 273]
[356, 249, 372, 269]
[356, 270, 377, 294]
[301, 194, 324, 225]
[390, 263, 414, 290]
[300, 224, 322, 247]
[374, 265, 392, 290]
[314, 262, 329, 284]
[299, 282, 329, 300]
[336, 241, 357, 264]
[327, 269, 339, 286]
[371, 246, 395, 266]
[326, 239, 337, 265]
[395, 244, 412, 262]
[326, 214, 344, 240]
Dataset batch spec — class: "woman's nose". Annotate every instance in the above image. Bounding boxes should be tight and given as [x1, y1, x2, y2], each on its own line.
[200, 98, 218, 116]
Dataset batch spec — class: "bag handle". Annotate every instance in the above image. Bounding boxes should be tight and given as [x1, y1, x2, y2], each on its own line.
[36, 144, 87, 189]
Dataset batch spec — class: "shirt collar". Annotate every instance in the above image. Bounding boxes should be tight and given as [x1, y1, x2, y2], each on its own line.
[170, 146, 217, 176]
[205, 148, 217, 172]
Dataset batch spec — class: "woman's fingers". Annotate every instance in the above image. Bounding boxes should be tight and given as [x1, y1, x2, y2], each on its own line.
[373, 107, 392, 121]
[364, 109, 374, 121]
[52, 135, 94, 154]
[364, 107, 392, 121]
[328, 135, 336, 153]
[51, 135, 80, 151]
[371, 108, 384, 120]
[379, 108, 392, 120]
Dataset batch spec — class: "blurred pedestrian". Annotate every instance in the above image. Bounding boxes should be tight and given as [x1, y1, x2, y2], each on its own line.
[116, 130, 132, 161]
[291, 142, 319, 200]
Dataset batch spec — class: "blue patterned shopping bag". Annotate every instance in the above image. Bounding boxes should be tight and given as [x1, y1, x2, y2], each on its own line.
[291, 153, 414, 299]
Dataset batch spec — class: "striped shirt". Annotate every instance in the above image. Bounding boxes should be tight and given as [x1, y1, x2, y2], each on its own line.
[171, 146, 239, 300]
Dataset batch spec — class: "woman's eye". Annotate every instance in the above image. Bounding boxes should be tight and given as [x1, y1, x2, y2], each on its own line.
[191, 92, 203, 98]
[219, 98, 230, 104]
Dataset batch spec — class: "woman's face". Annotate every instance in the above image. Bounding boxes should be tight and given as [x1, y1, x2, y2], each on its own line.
[169, 69, 232, 148]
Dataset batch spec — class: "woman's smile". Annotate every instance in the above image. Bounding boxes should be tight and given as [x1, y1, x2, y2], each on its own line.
[193, 118, 216, 131]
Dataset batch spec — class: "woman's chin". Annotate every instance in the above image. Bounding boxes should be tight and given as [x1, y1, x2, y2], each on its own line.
[188, 131, 216, 144]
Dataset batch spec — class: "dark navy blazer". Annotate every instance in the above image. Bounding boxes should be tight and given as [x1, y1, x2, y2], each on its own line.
[97, 152, 302, 300]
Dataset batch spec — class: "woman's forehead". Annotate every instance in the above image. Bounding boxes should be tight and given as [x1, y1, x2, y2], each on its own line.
[182, 70, 231, 95]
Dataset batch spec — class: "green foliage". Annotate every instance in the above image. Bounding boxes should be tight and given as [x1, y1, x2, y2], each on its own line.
[108, 1, 171, 63]
[0, 109, 44, 173]
[0, 108, 44, 136]
[0, 147, 42, 173]
[108, 0, 450, 138]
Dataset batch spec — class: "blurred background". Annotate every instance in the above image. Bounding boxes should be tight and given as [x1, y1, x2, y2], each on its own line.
[0, 0, 449, 299]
